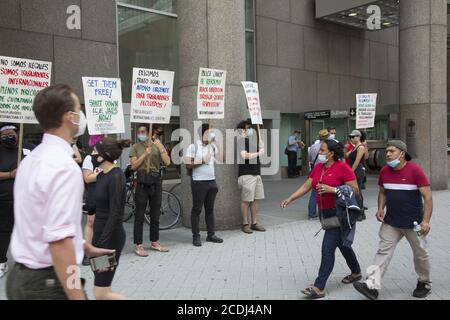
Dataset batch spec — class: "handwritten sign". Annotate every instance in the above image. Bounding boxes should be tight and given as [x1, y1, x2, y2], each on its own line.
[130, 68, 174, 124]
[242, 81, 263, 125]
[0, 55, 52, 124]
[82, 77, 125, 135]
[197, 68, 226, 119]
[356, 93, 377, 129]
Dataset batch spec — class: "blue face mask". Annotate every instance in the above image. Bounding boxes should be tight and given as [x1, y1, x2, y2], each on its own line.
[387, 153, 403, 168]
[137, 134, 148, 142]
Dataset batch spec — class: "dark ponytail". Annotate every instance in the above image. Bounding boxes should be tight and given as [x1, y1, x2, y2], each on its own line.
[323, 139, 344, 161]
[96, 138, 131, 162]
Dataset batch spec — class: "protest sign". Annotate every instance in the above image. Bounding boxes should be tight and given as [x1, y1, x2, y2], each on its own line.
[242, 81, 263, 125]
[197, 68, 226, 119]
[0, 55, 52, 124]
[82, 77, 125, 135]
[356, 93, 377, 129]
[130, 68, 174, 124]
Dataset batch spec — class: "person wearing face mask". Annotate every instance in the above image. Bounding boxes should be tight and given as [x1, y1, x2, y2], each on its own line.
[327, 127, 337, 141]
[281, 139, 361, 299]
[354, 140, 433, 300]
[80, 136, 105, 266]
[185, 123, 224, 247]
[236, 120, 266, 234]
[0, 124, 35, 278]
[130, 124, 171, 256]
[91, 137, 131, 300]
[6, 84, 114, 300]
[347, 130, 367, 221]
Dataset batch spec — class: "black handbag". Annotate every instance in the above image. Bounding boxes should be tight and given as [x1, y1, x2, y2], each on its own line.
[318, 167, 341, 230]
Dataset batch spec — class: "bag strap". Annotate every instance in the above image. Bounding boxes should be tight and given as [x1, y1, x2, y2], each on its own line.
[311, 152, 320, 168]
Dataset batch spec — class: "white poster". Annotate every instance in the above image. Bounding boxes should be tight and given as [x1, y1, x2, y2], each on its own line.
[356, 93, 377, 129]
[0, 55, 52, 124]
[242, 81, 263, 125]
[197, 67, 226, 119]
[130, 68, 174, 124]
[82, 77, 125, 135]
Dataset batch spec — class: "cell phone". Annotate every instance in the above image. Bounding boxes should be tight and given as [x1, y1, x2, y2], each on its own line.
[89, 254, 117, 272]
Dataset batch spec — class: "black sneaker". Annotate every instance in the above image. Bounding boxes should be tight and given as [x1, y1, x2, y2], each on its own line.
[193, 236, 202, 247]
[82, 255, 90, 266]
[412, 281, 431, 298]
[206, 234, 223, 243]
[353, 282, 379, 300]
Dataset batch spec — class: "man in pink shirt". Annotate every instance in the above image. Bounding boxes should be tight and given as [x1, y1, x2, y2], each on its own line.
[6, 84, 114, 300]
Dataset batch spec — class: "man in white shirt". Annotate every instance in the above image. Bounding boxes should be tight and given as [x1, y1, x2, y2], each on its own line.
[6, 84, 114, 300]
[185, 123, 223, 247]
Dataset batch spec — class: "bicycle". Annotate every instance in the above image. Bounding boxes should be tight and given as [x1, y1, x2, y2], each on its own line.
[122, 166, 183, 230]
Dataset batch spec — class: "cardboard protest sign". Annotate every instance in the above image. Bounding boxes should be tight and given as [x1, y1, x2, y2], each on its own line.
[82, 77, 125, 135]
[242, 81, 263, 125]
[130, 68, 174, 124]
[0, 55, 52, 124]
[197, 68, 226, 119]
[356, 93, 377, 129]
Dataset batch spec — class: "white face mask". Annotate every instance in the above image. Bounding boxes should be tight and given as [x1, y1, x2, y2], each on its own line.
[70, 111, 87, 138]
[329, 134, 336, 140]
[317, 154, 328, 164]
[247, 128, 255, 137]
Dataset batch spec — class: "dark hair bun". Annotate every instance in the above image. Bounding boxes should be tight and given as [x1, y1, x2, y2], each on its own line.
[117, 139, 132, 149]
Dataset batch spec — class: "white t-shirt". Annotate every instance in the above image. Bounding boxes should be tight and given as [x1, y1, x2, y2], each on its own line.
[81, 155, 106, 174]
[186, 141, 216, 181]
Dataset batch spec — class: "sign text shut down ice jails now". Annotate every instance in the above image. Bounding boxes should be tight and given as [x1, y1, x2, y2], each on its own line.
[82, 77, 125, 135]
[356, 93, 377, 129]
[242, 81, 263, 125]
[0, 56, 52, 124]
[130, 68, 174, 124]
[197, 68, 226, 119]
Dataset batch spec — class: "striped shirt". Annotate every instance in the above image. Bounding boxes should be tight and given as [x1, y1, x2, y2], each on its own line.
[378, 161, 430, 229]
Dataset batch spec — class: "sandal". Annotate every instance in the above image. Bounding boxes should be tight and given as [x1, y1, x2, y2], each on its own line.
[341, 273, 362, 284]
[150, 242, 169, 252]
[302, 286, 326, 299]
[135, 244, 149, 257]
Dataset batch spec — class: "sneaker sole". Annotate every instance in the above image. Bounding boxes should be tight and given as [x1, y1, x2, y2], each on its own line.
[353, 283, 378, 300]
[413, 291, 431, 298]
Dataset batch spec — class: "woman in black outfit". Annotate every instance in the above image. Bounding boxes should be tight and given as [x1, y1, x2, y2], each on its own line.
[92, 137, 131, 300]
[347, 130, 366, 220]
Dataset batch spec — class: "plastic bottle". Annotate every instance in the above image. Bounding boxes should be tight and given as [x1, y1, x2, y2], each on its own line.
[413, 221, 428, 249]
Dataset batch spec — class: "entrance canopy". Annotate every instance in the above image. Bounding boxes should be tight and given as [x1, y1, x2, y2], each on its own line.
[315, 0, 399, 30]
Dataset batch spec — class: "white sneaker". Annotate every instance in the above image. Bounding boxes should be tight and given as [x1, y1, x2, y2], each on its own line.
[0, 263, 9, 279]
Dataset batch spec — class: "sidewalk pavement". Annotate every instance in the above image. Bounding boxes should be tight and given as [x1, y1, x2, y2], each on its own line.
[1, 176, 450, 300]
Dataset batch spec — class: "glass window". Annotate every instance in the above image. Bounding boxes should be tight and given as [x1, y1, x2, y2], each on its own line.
[349, 118, 388, 140]
[245, 0, 254, 30]
[118, 6, 178, 104]
[246, 31, 256, 81]
[118, 0, 177, 14]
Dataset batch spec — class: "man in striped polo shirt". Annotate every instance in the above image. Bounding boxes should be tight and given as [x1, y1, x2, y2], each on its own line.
[354, 140, 433, 300]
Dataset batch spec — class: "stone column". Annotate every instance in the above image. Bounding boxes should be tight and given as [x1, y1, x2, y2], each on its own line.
[178, 0, 247, 230]
[399, 0, 448, 190]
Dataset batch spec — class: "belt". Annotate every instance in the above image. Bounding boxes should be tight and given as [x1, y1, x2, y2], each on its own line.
[17, 263, 54, 271]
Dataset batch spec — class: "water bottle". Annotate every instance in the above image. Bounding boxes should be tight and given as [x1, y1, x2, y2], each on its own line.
[413, 221, 428, 249]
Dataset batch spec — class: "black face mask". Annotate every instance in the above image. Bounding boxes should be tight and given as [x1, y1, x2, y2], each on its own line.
[1, 135, 17, 149]
[91, 154, 103, 168]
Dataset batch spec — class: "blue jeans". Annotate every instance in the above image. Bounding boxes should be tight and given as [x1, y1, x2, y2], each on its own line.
[314, 228, 361, 290]
[308, 190, 317, 218]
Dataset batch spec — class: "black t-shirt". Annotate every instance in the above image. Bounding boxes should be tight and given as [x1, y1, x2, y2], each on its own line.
[0, 143, 36, 201]
[238, 137, 261, 177]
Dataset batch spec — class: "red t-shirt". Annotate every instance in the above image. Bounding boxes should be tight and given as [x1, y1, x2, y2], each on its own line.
[345, 143, 354, 165]
[310, 161, 356, 209]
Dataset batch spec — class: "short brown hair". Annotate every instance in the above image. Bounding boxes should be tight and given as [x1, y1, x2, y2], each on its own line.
[33, 84, 76, 131]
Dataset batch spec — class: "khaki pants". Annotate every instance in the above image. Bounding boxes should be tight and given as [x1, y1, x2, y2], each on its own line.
[365, 223, 431, 289]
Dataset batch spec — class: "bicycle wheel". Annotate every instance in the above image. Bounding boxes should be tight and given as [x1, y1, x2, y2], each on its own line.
[169, 183, 181, 199]
[123, 183, 135, 222]
[144, 190, 182, 230]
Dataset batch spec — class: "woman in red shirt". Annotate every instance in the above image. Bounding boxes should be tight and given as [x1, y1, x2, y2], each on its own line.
[281, 139, 362, 299]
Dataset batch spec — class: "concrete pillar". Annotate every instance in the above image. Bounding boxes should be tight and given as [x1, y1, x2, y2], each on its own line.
[399, 0, 448, 190]
[178, 0, 246, 230]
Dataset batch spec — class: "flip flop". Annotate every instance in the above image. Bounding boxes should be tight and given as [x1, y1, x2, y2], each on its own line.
[150, 245, 169, 252]
[302, 287, 326, 299]
[342, 274, 362, 284]
[135, 245, 149, 257]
